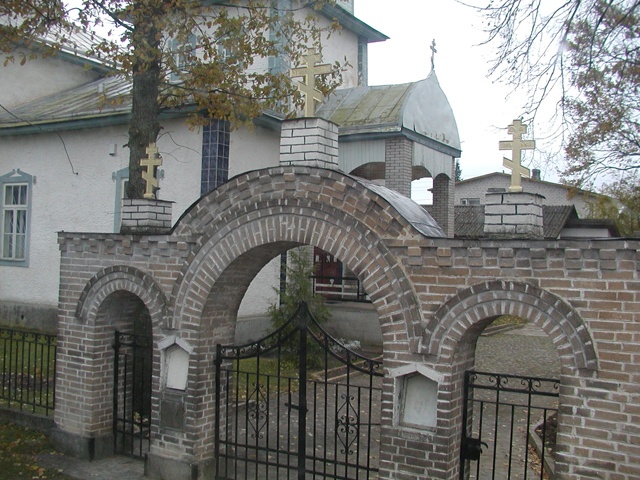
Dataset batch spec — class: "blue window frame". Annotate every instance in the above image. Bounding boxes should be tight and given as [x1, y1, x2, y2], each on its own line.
[201, 120, 230, 195]
[0, 169, 33, 267]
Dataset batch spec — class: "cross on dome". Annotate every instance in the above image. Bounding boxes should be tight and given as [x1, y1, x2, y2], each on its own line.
[430, 39, 437, 71]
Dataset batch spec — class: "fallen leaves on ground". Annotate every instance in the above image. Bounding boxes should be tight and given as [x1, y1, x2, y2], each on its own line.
[0, 423, 74, 479]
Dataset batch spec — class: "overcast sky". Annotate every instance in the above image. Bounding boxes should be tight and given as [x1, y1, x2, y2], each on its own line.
[354, 0, 545, 187]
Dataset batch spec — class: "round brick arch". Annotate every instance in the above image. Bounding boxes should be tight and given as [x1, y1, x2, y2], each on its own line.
[170, 166, 433, 351]
[75, 265, 168, 326]
[424, 280, 598, 370]
[60, 266, 168, 438]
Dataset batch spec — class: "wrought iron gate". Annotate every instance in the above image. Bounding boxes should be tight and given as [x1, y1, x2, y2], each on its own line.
[215, 302, 383, 480]
[113, 331, 152, 458]
[460, 370, 559, 480]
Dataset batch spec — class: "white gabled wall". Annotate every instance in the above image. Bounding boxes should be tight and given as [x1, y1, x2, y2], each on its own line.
[0, 49, 102, 110]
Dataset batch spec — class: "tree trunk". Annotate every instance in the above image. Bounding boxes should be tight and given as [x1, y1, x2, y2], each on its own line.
[126, 14, 162, 200]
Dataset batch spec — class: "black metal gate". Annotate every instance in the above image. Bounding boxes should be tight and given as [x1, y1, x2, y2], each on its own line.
[113, 331, 152, 458]
[215, 302, 383, 480]
[460, 370, 559, 480]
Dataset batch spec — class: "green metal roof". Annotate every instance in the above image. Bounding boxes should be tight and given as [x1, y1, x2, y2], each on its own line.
[0, 76, 131, 131]
[316, 70, 461, 155]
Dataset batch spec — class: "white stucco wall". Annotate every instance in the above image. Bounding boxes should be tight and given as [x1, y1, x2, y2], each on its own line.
[319, 22, 360, 89]
[1, 126, 132, 309]
[229, 124, 280, 177]
[0, 118, 283, 316]
[230, 124, 282, 318]
[292, 7, 360, 90]
[0, 50, 101, 110]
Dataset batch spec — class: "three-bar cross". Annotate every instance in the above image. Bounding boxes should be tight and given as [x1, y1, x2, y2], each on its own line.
[290, 48, 332, 117]
[141, 143, 163, 199]
[499, 119, 535, 192]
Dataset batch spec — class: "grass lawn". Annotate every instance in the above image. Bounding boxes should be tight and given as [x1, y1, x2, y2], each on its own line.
[0, 423, 74, 479]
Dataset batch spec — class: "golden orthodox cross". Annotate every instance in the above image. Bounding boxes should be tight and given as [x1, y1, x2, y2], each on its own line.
[499, 119, 535, 192]
[141, 143, 163, 199]
[290, 48, 332, 117]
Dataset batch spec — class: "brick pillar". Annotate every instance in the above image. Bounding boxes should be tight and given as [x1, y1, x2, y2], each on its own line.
[384, 137, 412, 197]
[120, 199, 173, 234]
[484, 191, 544, 238]
[279, 117, 339, 169]
[430, 173, 455, 238]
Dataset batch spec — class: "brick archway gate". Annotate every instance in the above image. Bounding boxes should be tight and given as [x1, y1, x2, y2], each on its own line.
[55, 166, 438, 478]
[55, 166, 640, 479]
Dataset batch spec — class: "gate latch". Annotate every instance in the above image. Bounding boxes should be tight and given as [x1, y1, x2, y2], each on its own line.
[285, 393, 308, 414]
[461, 437, 488, 461]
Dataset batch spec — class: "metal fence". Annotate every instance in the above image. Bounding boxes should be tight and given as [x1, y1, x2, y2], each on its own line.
[311, 275, 369, 302]
[0, 327, 56, 416]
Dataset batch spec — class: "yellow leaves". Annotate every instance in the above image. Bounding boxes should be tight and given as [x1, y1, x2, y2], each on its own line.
[7, 437, 22, 452]
[28, 464, 47, 478]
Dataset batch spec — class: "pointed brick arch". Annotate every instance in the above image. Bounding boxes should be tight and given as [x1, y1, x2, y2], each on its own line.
[170, 166, 428, 351]
[424, 280, 598, 370]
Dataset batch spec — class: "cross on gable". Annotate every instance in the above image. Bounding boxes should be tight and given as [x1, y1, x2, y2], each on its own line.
[141, 143, 163, 199]
[290, 48, 332, 117]
[499, 119, 535, 192]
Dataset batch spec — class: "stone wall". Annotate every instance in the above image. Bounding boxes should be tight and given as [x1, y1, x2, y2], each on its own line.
[54, 166, 640, 479]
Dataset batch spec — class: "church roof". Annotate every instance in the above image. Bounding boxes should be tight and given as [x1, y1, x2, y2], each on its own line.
[358, 178, 445, 238]
[202, 1, 388, 44]
[318, 3, 388, 43]
[0, 75, 132, 132]
[316, 70, 461, 156]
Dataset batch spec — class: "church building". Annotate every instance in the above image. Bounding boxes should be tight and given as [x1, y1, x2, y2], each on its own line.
[0, 0, 461, 330]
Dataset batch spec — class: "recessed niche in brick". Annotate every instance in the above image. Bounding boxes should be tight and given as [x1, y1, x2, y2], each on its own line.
[159, 336, 194, 391]
[391, 364, 443, 430]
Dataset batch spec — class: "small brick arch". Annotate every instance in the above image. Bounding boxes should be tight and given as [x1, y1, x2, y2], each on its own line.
[75, 265, 168, 327]
[423, 280, 598, 370]
[170, 166, 428, 351]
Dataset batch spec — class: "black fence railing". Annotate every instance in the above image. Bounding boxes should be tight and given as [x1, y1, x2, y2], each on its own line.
[311, 275, 369, 302]
[0, 327, 56, 416]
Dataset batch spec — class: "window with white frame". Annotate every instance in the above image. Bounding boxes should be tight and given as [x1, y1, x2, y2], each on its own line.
[169, 34, 197, 83]
[1, 169, 32, 266]
[112, 167, 129, 232]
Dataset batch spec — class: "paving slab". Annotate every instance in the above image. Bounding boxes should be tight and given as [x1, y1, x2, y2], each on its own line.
[36, 452, 145, 480]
